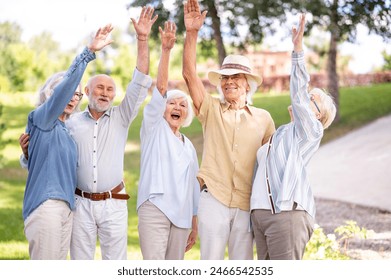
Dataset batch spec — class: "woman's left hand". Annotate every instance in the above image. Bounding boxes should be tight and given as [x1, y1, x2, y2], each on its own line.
[185, 229, 197, 252]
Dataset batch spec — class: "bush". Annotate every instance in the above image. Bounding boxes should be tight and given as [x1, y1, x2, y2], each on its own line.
[304, 220, 371, 260]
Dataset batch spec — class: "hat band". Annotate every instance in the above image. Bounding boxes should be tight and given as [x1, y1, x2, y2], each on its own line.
[221, 63, 251, 73]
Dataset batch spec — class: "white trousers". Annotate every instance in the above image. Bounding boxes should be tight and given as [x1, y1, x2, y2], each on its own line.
[24, 199, 73, 260]
[197, 190, 254, 260]
[70, 195, 128, 260]
[138, 200, 190, 260]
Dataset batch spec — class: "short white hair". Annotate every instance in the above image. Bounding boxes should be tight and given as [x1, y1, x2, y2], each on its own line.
[36, 71, 82, 113]
[310, 88, 337, 129]
[166, 89, 195, 127]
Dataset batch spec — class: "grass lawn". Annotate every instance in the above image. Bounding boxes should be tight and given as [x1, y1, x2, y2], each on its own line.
[0, 83, 391, 260]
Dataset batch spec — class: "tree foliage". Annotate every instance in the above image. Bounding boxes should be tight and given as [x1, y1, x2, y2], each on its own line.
[286, 0, 391, 122]
[382, 50, 391, 71]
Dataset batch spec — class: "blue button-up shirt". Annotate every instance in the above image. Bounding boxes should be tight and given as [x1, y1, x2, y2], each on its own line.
[23, 47, 95, 220]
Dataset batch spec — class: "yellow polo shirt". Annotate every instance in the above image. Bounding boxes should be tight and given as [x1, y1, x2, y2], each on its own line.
[197, 93, 275, 211]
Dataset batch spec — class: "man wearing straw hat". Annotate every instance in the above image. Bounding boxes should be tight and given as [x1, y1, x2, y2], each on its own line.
[182, 0, 275, 260]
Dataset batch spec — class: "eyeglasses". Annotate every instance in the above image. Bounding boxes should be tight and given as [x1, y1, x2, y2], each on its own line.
[73, 92, 83, 101]
[219, 74, 246, 84]
[310, 94, 321, 114]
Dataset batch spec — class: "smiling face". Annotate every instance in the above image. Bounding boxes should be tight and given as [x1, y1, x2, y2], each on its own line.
[219, 73, 250, 105]
[63, 87, 83, 115]
[85, 74, 116, 118]
[164, 97, 189, 132]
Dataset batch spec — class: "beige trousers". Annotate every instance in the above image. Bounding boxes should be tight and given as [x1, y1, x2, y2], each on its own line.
[197, 190, 254, 260]
[251, 209, 314, 260]
[24, 199, 73, 260]
[138, 200, 190, 260]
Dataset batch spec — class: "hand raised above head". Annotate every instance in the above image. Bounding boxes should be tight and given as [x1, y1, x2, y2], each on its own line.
[88, 24, 114, 53]
[292, 13, 306, 52]
[184, 0, 208, 32]
[131, 6, 158, 40]
[159, 21, 177, 51]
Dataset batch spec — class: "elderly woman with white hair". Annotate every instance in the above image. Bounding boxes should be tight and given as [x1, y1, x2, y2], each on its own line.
[137, 21, 199, 260]
[19, 24, 113, 260]
[250, 14, 337, 260]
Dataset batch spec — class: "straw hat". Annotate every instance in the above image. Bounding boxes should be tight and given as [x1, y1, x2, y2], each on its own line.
[208, 54, 262, 86]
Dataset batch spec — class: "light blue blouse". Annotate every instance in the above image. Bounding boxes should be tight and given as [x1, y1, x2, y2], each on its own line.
[137, 88, 200, 229]
[251, 51, 323, 218]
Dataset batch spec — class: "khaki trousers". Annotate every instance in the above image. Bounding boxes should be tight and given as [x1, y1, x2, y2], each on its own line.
[251, 209, 314, 260]
[198, 190, 254, 260]
[24, 199, 73, 260]
[138, 200, 190, 260]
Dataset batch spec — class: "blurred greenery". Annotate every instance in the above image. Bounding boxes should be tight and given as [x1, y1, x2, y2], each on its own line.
[0, 83, 391, 259]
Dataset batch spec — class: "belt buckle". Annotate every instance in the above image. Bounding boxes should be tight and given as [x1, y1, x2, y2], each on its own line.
[90, 193, 101, 201]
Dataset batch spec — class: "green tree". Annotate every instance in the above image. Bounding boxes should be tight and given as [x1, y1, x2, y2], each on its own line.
[27, 32, 71, 91]
[0, 21, 23, 92]
[382, 50, 391, 71]
[0, 104, 7, 168]
[126, 0, 288, 65]
[287, 0, 391, 122]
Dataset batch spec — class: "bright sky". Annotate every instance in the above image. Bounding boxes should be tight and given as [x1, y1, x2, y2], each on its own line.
[1, 0, 390, 74]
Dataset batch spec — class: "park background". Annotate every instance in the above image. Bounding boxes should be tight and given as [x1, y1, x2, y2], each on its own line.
[1, 0, 391, 260]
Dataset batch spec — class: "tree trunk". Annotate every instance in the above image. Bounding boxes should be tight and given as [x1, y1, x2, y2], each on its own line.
[203, 0, 226, 65]
[327, 32, 340, 123]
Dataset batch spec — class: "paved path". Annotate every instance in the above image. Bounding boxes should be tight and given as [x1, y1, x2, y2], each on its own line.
[308, 114, 391, 212]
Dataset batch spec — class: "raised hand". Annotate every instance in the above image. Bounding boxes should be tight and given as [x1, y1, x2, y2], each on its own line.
[88, 24, 114, 52]
[131, 6, 158, 41]
[159, 21, 177, 51]
[292, 13, 306, 52]
[184, 0, 208, 32]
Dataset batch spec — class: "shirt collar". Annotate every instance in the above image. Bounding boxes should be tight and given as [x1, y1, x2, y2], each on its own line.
[221, 101, 253, 115]
[83, 106, 111, 120]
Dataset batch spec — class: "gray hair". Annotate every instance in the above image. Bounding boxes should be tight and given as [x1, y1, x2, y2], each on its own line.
[310, 88, 337, 129]
[36, 71, 82, 113]
[166, 89, 195, 127]
[216, 74, 258, 105]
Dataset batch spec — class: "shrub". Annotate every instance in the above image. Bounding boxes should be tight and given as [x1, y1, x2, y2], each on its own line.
[304, 221, 371, 260]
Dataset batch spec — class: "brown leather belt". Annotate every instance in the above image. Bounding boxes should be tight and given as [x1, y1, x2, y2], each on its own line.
[75, 181, 130, 201]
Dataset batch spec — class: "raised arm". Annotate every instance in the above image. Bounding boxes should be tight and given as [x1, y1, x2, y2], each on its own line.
[182, 0, 208, 111]
[290, 14, 323, 139]
[292, 13, 305, 53]
[131, 6, 158, 75]
[156, 21, 177, 95]
[34, 24, 113, 129]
